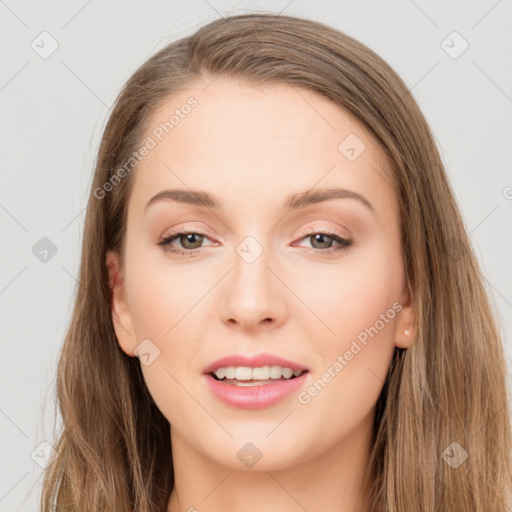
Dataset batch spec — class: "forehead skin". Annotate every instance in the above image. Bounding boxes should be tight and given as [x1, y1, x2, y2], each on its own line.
[126, 76, 398, 242]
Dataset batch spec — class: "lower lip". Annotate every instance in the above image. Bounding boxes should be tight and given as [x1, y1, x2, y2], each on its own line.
[203, 372, 308, 409]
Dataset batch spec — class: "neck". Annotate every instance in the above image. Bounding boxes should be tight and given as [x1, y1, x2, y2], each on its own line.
[167, 410, 375, 512]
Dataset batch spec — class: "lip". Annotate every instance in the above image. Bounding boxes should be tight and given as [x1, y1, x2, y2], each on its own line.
[203, 371, 308, 409]
[202, 353, 310, 410]
[202, 353, 309, 375]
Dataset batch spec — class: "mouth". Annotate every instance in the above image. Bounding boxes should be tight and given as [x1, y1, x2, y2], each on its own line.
[202, 355, 310, 409]
[209, 365, 307, 386]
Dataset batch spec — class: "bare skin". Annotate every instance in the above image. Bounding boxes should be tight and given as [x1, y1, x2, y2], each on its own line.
[106, 76, 416, 512]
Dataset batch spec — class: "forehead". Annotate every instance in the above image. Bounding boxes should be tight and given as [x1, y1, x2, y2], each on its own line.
[127, 76, 396, 221]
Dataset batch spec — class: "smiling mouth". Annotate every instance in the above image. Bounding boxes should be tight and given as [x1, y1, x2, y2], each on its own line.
[209, 365, 308, 387]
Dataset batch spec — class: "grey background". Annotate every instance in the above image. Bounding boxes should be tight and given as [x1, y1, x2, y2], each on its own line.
[1, 1, 511, 510]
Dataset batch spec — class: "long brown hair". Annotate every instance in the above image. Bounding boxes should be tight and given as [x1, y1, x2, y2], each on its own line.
[41, 13, 512, 511]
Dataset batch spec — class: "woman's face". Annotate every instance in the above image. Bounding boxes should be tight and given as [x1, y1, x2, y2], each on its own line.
[107, 76, 415, 471]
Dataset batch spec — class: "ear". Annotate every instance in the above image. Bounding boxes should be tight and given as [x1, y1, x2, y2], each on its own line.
[106, 250, 136, 357]
[394, 281, 416, 349]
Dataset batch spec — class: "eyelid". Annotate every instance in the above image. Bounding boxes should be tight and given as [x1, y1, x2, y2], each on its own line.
[292, 227, 352, 252]
[158, 222, 349, 245]
[159, 222, 217, 241]
[158, 225, 353, 258]
[293, 219, 352, 241]
[158, 228, 217, 247]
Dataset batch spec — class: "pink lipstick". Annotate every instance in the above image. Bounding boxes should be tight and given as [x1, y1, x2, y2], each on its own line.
[202, 353, 309, 409]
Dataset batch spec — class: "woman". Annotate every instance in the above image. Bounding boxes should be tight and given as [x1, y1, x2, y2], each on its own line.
[41, 13, 512, 512]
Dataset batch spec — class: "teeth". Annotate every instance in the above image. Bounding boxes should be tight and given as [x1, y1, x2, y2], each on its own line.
[269, 365, 282, 379]
[252, 366, 270, 380]
[235, 367, 252, 380]
[282, 367, 293, 379]
[213, 365, 304, 381]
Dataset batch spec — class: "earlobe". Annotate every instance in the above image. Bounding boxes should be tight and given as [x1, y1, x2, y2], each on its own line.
[395, 325, 415, 349]
[394, 282, 416, 349]
[106, 250, 136, 357]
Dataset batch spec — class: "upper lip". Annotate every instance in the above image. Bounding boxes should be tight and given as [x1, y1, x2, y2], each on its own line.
[203, 353, 310, 374]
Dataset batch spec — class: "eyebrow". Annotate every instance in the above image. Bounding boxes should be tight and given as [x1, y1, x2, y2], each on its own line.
[144, 187, 375, 213]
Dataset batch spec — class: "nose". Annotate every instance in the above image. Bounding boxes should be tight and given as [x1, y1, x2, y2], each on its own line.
[220, 238, 288, 332]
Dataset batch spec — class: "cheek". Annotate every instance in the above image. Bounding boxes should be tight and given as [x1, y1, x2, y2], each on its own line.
[290, 243, 402, 406]
[291, 242, 403, 347]
[125, 242, 209, 341]
[290, 276, 398, 453]
[123, 245, 213, 423]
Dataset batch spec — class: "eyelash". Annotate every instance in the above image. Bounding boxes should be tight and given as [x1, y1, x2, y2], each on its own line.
[158, 228, 352, 258]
